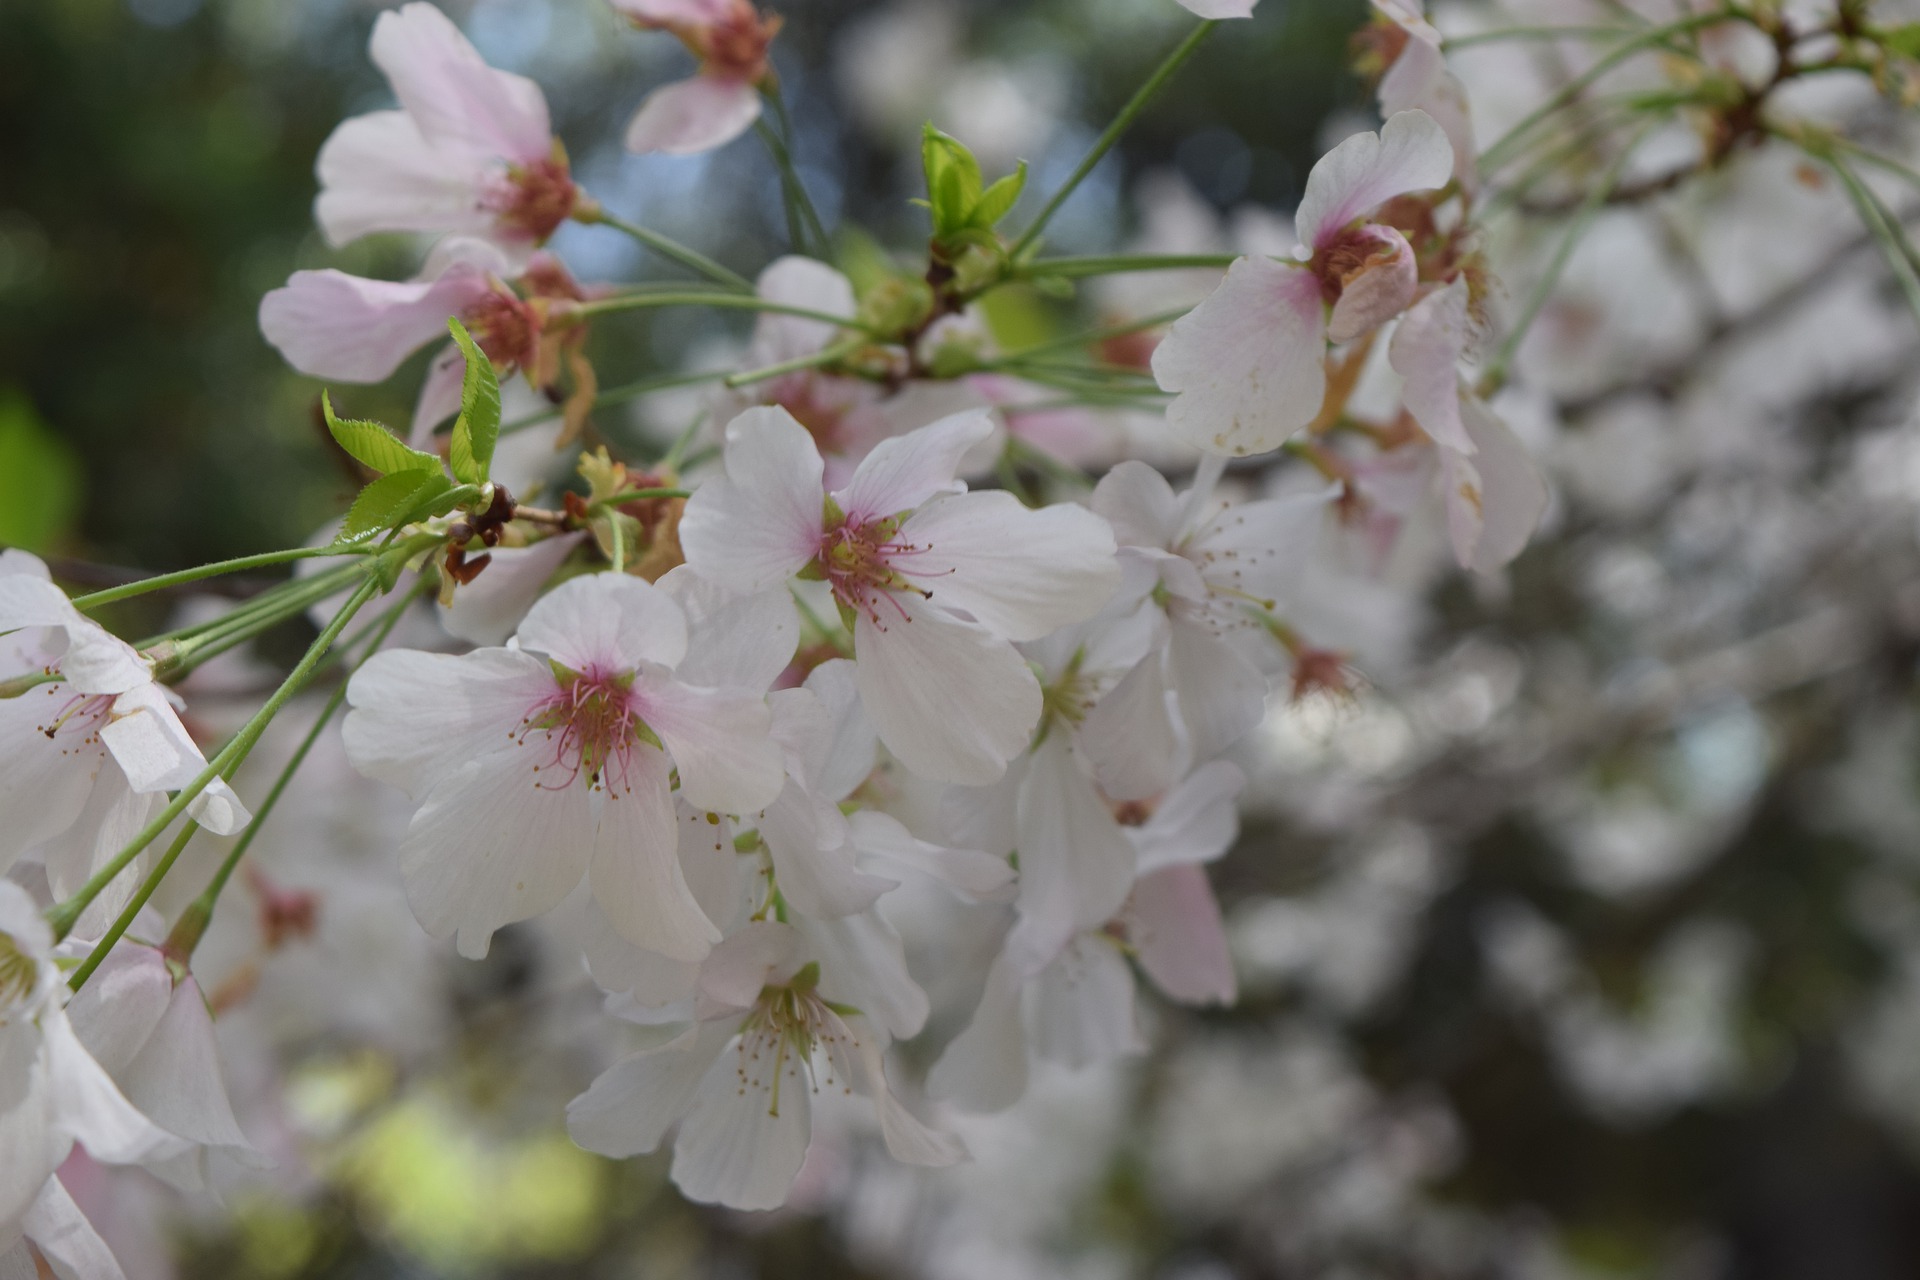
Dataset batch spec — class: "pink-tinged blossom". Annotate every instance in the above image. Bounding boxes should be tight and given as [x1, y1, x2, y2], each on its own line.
[1092, 458, 1334, 759]
[1, 1173, 127, 1280]
[258, 238, 530, 388]
[1152, 110, 1454, 456]
[678, 406, 1121, 785]
[0, 554, 250, 915]
[1372, 0, 1477, 187]
[929, 762, 1243, 1111]
[315, 3, 579, 256]
[1175, 0, 1258, 17]
[0, 882, 188, 1248]
[567, 920, 963, 1210]
[63, 941, 259, 1195]
[342, 572, 785, 962]
[614, 0, 781, 155]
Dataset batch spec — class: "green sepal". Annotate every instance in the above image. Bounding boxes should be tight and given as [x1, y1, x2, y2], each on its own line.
[341, 470, 455, 542]
[973, 161, 1027, 228]
[446, 318, 501, 486]
[322, 392, 441, 477]
[836, 599, 860, 634]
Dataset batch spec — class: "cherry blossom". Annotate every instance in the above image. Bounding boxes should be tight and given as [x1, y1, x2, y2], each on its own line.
[1370, 0, 1476, 186]
[342, 572, 785, 961]
[0, 554, 250, 917]
[678, 406, 1121, 785]
[612, 0, 782, 155]
[568, 920, 963, 1210]
[315, 3, 579, 257]
[1152, 110, 1454, 456]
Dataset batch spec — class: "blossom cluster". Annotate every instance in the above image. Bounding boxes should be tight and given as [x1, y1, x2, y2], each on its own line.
[22, 0, 1920, 1270]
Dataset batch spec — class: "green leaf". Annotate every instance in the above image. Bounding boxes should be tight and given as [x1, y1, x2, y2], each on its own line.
[446, 318, 501, 486]
[322, 392, 441, 477]
[921, 124, 984, 240]
[341, 470, 454, 541]
[0, 391, 80, 553]
[973, 162, 1028, 228]
[1882, 22, 1920, 59]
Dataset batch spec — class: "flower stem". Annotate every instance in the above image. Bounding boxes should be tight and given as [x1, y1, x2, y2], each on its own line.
[758, 87, 831, 257]
[1012, 253, 1239, 280]
[576, 291, 881, 334]
[65, 821, 200, 992]
[71, 544, 367, 613]
[576, 208, 753, 293]
[724, 336, 866, 388]
[46, 572, 387, 943]
[1007, 20, 1219, 261]
[159, 581, 426, 967]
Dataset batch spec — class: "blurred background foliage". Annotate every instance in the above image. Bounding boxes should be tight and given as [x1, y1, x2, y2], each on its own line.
[18, 0, 1920, 1278]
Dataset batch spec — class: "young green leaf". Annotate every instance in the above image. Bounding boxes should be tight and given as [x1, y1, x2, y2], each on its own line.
[973, 162, 1028, 228]
[446, 318, 501, 486]
[322, 392, 441, 477]
[341, 470, 455, 541]
[922, 124, 984, 241]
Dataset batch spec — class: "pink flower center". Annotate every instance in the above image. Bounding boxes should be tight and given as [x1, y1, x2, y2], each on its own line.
[519, 666, 651, 794]
[695, 3, 781, 82]
[1311, 224, 1407, 306]
[815, 511, 935, 627]
[461, 291, 540, 370]
[485, 155, 579, 244]
[35, 688, 113, 755]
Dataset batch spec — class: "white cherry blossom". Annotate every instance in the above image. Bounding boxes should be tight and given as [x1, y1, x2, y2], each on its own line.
[679, 406, 1121, 785]
[612, 0, 781, 155]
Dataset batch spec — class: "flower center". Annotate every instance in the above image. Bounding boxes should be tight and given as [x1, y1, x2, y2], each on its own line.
[732, 964, 855, 1117]
[0, 932, 37, 1019]
[1312, 225, 1403, 306]
[486, 154, 579, 243]
[461, 291, 541, 370]
[519, 666, 653, 794]
[814, 505, 933, 627]
[697, 4, 781, 82]
[35, 688, 114, 752]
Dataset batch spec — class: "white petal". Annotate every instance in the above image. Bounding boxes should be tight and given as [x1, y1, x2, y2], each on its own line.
[43, 1014, 187, 1168]
[0, 1040, 60, 1233]
[848, 810, 1013, 902]
[439, 532, 586, 647]
[1389, 278, 1474, 453]
[759, 784, 894, 919]
[1079, 651, 1177, 803]
[696, 921, 802, 1012]
[624, 74, 762, 156]
[371, 2, 551, 160]
[315, 111, 496, 249]
[670, 1037, 812, 1210]
[257, 265, 495, 383]
[1028, 936, 1143, 1069]
[1296, 109, 1454, 252]
[833, 409, 994, 523]
[1459, 398, 1548, 574]
[926, 951, 1028, 1112]
[853, 596, 1041, 786]
[1190, 485, 1336, 607]
[98, 689, 250, 835]
[591, 753, 721, 964]
[19, 1175, 127, 1280]
[343, 647, 554, 803]
[938, 755, 1023, 860]
[896, 491, 1120, 641]
[794, 908, 928, 1040]
[1014, 734, 1136, 958]
[1153, 256, 1329, 458]
[583, 899, 700, 1004]
[567, 1020, 733, 1157]
[516, 572, 688, 674]
[118, 979, 256, 1163]
[1176, 0, 1257, 15]
[679, 406, 825, 593]
[841, 1014, 966, 1166]
[636, 675, 783, 815]
[1130, 865, 1235, 1005]
[751, 257, 856, 367]
[1129, 760, 1245, 874]
[1166, 618, 1267, 760]
[801, 659, 875, 803]
[408, 342, 468, 443]
[64, 945, 171, 1077]
[1089, 460, 1181, 551]
[660, 572, 799, 694]
[398, 745, 599, 959]
[0, 685, 103, 874]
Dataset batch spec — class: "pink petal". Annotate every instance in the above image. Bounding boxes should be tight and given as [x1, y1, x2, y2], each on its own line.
[750, 256, 856, 367]
[1456, 398, 1547, 574]
[409, 343, 467, 444]
[258, 265, 496, 382]
[610, 0, 736, 26]
[371, 2, 552, 161]
[1296, 109, 1455, 252]
[1388, 278, 1474, 453]
[314, 111, 497, 250]
[1325, 224, 1419, 344]
[1130, 865, 1235, 1005]
[590, 753, 721, 963]
[634, 675, 784, 816]
[834, 409, 994, 523]
[679, 407, 827, 593]
[1153, 256, 1329, 457]
[624, 75, 762, 157]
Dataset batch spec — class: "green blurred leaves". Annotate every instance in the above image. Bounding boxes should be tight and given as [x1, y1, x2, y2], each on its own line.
[0, 391, 81, 553]
[446, 318, 499, 487]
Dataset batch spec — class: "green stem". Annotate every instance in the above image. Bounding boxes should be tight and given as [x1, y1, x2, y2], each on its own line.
[1007, 20, 1219, 260]
[66, 822, 200, 991]
[762, 87, 831, 253]
[1442, 24, 1639, 50]
[755, 116, 831, 258]
[595, 487, 692, 509]
[154, 579, 428, 967]
[498, 367, 735, 438]
[1482, 121, 1656, 395]
[577, 209, 753, 293]
[981, 306, 1192, 367]
[576, 291, 880, 334]
[1013, 253, 1240, 280]
[140, 558, 373, 675]
[71, 545, 366, 612]
[46, 573, 387, 942]
[725, 337, 865, 388]
[1478, 13, 1742, 175]
[1827, 156, 1920, 335]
